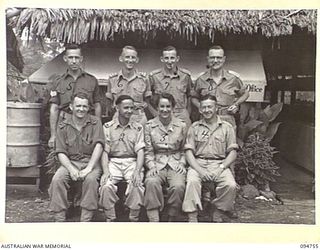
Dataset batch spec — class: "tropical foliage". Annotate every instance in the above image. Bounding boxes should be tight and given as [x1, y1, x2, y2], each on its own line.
[235, 103, 283, 190]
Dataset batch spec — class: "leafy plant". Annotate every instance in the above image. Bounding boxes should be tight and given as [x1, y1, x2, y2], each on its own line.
[235, 102, 283, 191]
[235, 132, 280, 190]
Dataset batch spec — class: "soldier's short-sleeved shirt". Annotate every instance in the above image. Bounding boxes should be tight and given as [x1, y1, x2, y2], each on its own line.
[103, 118, 145, 158]
[191, 69, 247, 108]
[144, 116, 187, 170]
[55, 115, 104, 161]
[184, 116, 238, 159]
[106, 70, 152, 109]
[49, 69, 101, 112]
[148, 67, 193, 110]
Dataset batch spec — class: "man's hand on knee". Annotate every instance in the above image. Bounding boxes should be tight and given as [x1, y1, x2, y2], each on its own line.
[69, 167, 80, 181]
[198, 169, 213, 182]
[146, 167, 158, 178]
[100, 173, 110, 186]
[131, 170, 142, 187]
[79, 167, 92, 180]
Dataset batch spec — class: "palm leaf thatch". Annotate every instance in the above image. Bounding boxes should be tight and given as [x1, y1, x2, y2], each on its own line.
[12, 9, 317, 45]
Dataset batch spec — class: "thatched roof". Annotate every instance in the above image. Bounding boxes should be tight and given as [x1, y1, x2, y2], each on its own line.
[12, 8, 317, 45]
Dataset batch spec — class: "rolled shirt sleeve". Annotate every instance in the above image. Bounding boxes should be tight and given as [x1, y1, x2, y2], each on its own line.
[226, 125, 239, 153]
[184, 125, 196, 153]
[235, 77, 248, 97]
[92, 119, 105, 147]
[55, 125, 68, 156]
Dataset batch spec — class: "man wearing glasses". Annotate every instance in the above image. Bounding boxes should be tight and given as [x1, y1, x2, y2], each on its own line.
[190, 45, 249, 131]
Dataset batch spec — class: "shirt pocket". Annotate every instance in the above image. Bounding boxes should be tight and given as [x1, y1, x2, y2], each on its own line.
[212, 134, 227, 155]
[217, 88, 236, 105]
[133, 81, 146, 94]
[176, 84, 187, 94]
[65, 132, 77, 146]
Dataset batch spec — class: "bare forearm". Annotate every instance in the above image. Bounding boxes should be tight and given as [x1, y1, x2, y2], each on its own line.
[222, 150, 237, 168]
[234, 90, 249, 106]
[136, 149, 144, 172]
[101, 151, 110, 175]
[50, 104, 59, 137]
[186, 150, 202, 172]
[86, 143, 103, 170]
[58, 153, 75, 172]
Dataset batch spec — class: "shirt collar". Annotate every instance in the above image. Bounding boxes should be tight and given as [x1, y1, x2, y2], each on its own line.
[113, 117, 133, 129]
[117, 69, 139, 81]
[150, 116, 181, 131]
[63, 114, 93, 129]
[204, 69, 231, 81]
[64, 68, 85, 79]
[161, 67, 180, 80]
[199, 115, 223, 129]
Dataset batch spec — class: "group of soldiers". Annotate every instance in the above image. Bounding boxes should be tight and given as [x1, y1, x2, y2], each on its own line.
[47, 44, 249, 223]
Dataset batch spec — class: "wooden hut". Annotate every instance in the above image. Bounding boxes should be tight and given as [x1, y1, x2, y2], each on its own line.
[9, 8, 316, 173]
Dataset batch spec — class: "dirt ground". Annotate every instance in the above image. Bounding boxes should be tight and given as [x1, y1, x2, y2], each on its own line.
[5, 156, 315, 224]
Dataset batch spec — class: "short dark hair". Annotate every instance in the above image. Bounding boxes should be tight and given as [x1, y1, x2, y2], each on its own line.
[200, 94, 217, 103]
[162, 46, 177, 54]
[208, 45, 224, 51]
[71, 92, 90, 103]
[115, 95, 134, 105]
[65, 44, 82, 54]
[156, 92, 176, 108]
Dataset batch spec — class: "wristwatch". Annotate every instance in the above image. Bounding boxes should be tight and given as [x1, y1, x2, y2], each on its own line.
[219, 163, 225, 170]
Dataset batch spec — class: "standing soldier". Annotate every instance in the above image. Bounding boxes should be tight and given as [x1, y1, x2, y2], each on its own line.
[48, 92, 104, 222]
[144, 93, 187, 222]
[191, 45, 249, 130]
[182, 95, 238, 223]
[99, 95, 145, 222]
[149, 46, 193, 127]
[105, 46, 157, 125]
[48, 44, 102, 148]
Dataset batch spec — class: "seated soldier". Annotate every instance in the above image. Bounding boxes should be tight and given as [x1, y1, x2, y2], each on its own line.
[48, 92, 104, 222]
[144, 93, 188, 222]
[182, 95, 238, 223]
[99, 95, 145, 222]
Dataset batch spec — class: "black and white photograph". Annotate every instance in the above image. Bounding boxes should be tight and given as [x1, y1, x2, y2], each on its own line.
[3, 4, 317, 235]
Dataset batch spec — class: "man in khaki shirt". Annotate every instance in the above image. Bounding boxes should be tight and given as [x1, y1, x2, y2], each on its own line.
[191, 45, 249, 130]
[48, 44, 102, 148]
[182, 95, 238, 222]
[149, 46, 193, 127]
[48, 92, 104, 222]
[105, 46, 157, 125]
[144, 93, 188, 222]
[99, 95, 145, 222]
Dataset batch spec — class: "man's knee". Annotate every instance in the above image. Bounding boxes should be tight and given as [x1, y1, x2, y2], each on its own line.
[84, 172, 100, 185]
[225, 179, 237, 190]
[145, 176, 161, 189]
[51, 173, 67, 189]
[171, 181, 185, 193]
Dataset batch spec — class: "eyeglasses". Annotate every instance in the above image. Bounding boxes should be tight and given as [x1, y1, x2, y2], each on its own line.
[209, 56, 224, 61]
